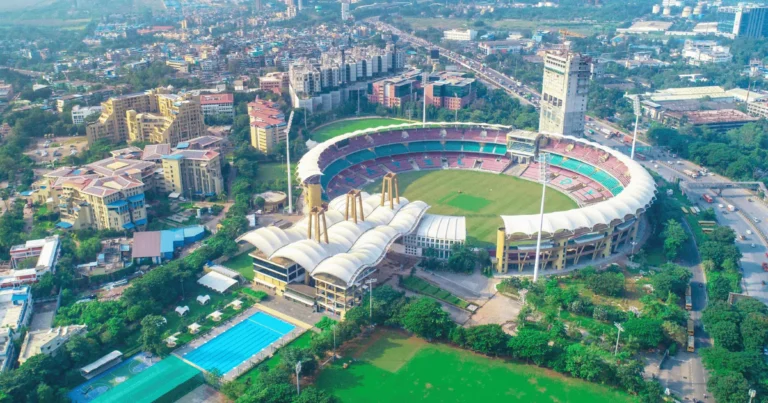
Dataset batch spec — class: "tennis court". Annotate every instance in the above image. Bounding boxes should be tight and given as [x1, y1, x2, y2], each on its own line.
[68, 352, 157, 403]
[183, 312, 295, 374]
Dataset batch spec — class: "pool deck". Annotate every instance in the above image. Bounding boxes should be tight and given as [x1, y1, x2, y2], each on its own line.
[172, 305, 310, 381]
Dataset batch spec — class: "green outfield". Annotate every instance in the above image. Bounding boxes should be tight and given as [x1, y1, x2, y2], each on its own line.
[311, 118, 412, 142]
[317, 329, 635, 403]
[364, 170, 576, 245]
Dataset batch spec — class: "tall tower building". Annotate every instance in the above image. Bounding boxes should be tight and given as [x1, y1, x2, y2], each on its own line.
[539, 50, 590, 137]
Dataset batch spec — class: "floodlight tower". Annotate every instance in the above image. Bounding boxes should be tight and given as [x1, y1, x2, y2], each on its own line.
[285, 111, 295, 214]
[532, 152, 549, 282]
[629, 95, 642, 160]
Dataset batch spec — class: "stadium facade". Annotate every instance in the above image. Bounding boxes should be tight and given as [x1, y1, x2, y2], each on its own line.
[239, 122, 656, 316]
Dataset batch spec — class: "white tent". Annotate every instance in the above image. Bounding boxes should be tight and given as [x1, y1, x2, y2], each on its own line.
[175, 306, 189, 316]
[197, 272, 237, 293]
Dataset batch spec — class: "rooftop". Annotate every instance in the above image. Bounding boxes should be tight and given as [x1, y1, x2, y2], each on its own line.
[199, 93, 234, 105]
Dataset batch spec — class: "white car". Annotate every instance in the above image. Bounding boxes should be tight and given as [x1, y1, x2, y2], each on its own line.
[718, 204, 724, 208]
[747, 230, 753, 235]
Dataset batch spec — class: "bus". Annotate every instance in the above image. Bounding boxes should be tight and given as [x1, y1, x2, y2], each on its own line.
[687, 336, 695, 352]
[703, 194, 713, 203]
[687, 318, 694, 336]
[588, 129, 595, 135]
[685, 285, 692, 310]
[683, 169, 698, 178]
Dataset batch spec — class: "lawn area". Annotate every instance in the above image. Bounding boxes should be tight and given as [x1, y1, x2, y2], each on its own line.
[236, 331, 314, 384]
[364, 170, 577, 245]
[401, 276, 470, 309]
[311, 118, 412, 142]
[223, 251, 255, 281]
[256, 162, 294, 183]
[317, 329, 635, 403]
[161, 283, 240, 340]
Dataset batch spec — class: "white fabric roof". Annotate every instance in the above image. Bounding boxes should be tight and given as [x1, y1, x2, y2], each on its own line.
[238, 192, 430, 286]
[297, 121, 511, 183]
[413, 214, 466, 242]
[197, 271, 237, 293]
[501, 133, 656, 237]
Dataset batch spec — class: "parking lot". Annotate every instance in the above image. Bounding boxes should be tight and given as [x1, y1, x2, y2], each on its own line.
[24, 136, 88, 166]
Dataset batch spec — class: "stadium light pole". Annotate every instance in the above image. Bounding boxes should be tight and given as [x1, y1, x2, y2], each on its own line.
[749, 389, 757, 403]
[422, 71, 428, 127]
[532, 152, 549, 283]
[285, 111, 295, 214]
[365, 278, 378, 323]
[629, 95, 641, 160]
[614, 322, 625, 356]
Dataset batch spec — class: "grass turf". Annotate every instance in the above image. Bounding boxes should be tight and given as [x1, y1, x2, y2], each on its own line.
[223, 252, 255, 281]
[236, 332, 314, 384]
[311, 118, 412, 142]
[256, 162, 294, 183]
[317, 329, 635, 403]
[364, 170, 577, 246]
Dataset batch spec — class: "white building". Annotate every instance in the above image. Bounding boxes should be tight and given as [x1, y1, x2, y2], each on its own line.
[18, 325, 87, 365]
[443, 29, 477, 41]
[199, 93, 234, 119]
[71, 105, 102, 125]
[0, 328, 13, 372]
[539, 50, 590, 137]
[682, 40, 733, 65]
[0, 286, 32, 333]
[9, 235, 60, 275]
[341, 1, 351, 20]
[403, 214, 466, 259]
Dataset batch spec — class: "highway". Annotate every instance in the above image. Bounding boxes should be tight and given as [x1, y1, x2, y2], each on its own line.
[368, 19, 541, 108]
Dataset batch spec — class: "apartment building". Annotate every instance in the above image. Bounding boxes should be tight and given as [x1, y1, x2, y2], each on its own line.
[259, 72, 289, 95]
[0, 82, 13, 100]
[199, 93, 234, 119]
[86, 88, 206, 146]
[18, 325, 87, 365]
[53, 175, 147, 231]
[424, 72, 475, 111]
[539, 50, 590, 137]
[248, 99, 287, 154]
[161, 149, 223, 198]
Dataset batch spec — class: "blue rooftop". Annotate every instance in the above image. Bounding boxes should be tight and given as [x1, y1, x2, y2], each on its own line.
[128, 194, 145, 203]
[122, 222, 135, 230]
[176, 142, 189, 149]
[107, 200, 128, 208]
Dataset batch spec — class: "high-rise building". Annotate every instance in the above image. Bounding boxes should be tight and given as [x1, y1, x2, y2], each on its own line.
[341, 1, 351, 20]
[719, 5, 768, 38]
[86, 88, 206, 147]
[248, 99, 288, 154]
[539, 50, 590, 137]
[424, 71, 476, 111]
[161, 149, 224, 198]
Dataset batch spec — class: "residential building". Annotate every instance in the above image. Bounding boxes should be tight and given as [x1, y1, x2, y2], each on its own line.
[199, 93, 234, 120]
[341, 1, 351, 20]
[9, 236, 60, 276]
[0, 328, 12, 373]
[0, 286, 32, 333]
[248, 99, 287, 154]
[0, 82, 13, 100]
[424, 72, 475, 111]
[539, 50, 589, 137]
[55, 175, 147, 231]
[71, 105, 103, 125]
[259, 72, 288, 95]
[86, 88, 206, 146]
[443, 29, 477, 41]
[161, 149, 223, 198]
[18, 325, 87, 365]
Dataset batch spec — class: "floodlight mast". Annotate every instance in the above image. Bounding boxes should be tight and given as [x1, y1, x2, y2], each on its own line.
[532, 152, 549, 283]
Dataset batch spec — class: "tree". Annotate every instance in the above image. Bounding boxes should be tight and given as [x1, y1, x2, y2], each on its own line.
[400, 298, 453, 340]
[708, 320, 742, 351]
[662, 321, 688, 346]
[662, 219, 688, 260]
[623, 318, 664, 349]
[507, 328, 551, 366]
[707, 372, 750, 403]
[292, 387, 338, 403]
[739, 312, 768, 352]
[463, 324, 509, 356]
[446, 243, 476, 273]
[564, 344, 607, 382]
[585, 270, 625, 297]
[139, 315, 167, 355]
[650, 263, 692, 299]
[708, 275, 733, 301]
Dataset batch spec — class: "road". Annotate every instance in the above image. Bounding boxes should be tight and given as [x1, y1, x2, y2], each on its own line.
[369, 19, 541, 108]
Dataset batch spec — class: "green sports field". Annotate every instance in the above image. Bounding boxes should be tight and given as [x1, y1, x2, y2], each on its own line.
[311, 118, 412, 142]
[364, 170, 577, 245]
[316, 329, 635, 403]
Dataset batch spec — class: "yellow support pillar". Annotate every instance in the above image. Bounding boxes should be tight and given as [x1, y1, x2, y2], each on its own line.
[305, 183, 322, 210]
[495, 227, 507, 273]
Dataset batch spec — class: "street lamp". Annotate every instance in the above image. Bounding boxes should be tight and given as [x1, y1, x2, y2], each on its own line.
[332, 324, 337, 361]
[365, 278, 378, 322]
[749, 389, 757, 403]
[532, 152, 549, 283]
[295, 361, 302, 395]
[614, 322, 624, 356]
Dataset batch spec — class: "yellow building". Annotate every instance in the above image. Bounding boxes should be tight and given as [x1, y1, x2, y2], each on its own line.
[86, 88, 206, 146]
[247, 99, 287, 154]
[55, 175, 147, 231]
[161, 149, 223, 198]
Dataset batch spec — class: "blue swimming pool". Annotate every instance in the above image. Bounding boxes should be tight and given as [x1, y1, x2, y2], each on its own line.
[184, 312, 295, 374]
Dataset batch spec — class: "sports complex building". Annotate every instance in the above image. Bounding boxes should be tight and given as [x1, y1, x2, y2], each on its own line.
[239, 122, 656, 316]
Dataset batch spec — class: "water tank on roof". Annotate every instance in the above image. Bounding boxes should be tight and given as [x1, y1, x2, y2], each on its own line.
[652, 4, 661, 14]
[682, 6, 692, 17]
[662, 7, 671, 15]
[693, 5, 703, 15]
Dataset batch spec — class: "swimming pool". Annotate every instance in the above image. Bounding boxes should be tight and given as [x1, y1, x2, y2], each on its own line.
[183, 311, 295, 374]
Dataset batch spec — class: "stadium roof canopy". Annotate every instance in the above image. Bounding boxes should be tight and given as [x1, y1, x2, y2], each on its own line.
[413, 214, 466, 242]
[238, 192, 429, 286]
[297, 121, 511, 183]
[501, 133, 656, 237]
